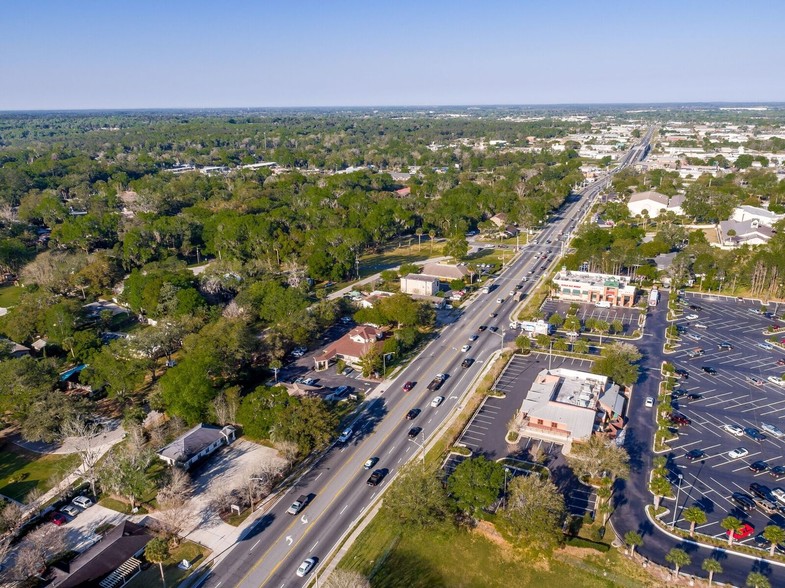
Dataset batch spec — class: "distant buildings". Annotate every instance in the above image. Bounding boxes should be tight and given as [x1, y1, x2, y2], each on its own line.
[551, 268, 636, 307]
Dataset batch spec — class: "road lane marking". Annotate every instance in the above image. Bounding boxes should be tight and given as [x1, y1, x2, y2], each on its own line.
[250, 539, 261, 551]
[340, 504, 348, 515]
[309, 541, 318, 552]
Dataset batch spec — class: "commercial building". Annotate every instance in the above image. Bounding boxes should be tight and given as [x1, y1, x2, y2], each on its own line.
[313, 325, 384, 371]
[420, 263, 475, 283]
[400, 274, 439, 296]
[551, 268, 636, 307]
[626, 190, 684, 218]
[730, 205, 785, 228]
[157, 423, 237, 470]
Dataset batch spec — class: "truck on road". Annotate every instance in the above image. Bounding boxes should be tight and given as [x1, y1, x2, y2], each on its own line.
[287, 495, 309, 515]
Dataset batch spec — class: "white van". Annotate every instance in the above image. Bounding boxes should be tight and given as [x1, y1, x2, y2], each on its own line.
[595, 301, 611, 308]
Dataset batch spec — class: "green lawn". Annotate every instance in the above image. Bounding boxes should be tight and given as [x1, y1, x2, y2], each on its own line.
[339, 512, 657, 588]
[126, 540, 209, 588]
[359, 242, 444, 276]
[0, 443, 81, 503]
[0, 285, 23, 308]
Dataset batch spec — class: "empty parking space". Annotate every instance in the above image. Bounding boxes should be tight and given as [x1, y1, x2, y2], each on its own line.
[541, 300, 643, 336]
[665, 293, 785, 552]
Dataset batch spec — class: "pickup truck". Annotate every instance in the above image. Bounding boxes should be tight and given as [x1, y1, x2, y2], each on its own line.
[427, 373, 447, 391]
[286, 495, 309, 515]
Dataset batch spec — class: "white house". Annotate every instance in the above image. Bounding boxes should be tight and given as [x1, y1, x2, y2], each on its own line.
[157, 424, 236, 470]
[627, 190, 684, 218]
[715, 219, 774, 249]
[731, 205, 785, 228]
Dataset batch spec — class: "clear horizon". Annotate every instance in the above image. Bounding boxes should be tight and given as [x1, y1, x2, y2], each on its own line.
[2, 0, 783, 110]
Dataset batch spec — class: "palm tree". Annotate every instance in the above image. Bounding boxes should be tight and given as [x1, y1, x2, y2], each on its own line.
[649, 476, 672, 509]
[721, 515, 743, 546]
[762, 524, 785, 556]
[746, 571, 771, 588]
[415, 228, 423, 251]
[665, 547, 691, 576]
[145, 537, 170, 588]
[702, 558, 722, 587]
[683, 505, 707, 537]
[428, 229, 436, 253]
[624, 530, 643, 559]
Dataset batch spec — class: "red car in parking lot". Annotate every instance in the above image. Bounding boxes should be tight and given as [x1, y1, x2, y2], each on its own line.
[727, 523, 754, 541]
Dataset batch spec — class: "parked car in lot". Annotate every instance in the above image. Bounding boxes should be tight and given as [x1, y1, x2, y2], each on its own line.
[50, 512, 67, 526]
[686, 314, 699, 320]
[771, 487, 785, 504]
[672, 388, 688, 399]
[60, 504, 80, 517]
[727, 522, 755, 540]
[729, 447, 750, 459]
[748, 376, 765, 386]
[755, 532, 773, 548]
[768, 376, 785, 387]
[675, 369, 689, 379]
[756, 497, 779, 514]
[750, 482, 774, 500]
[688, 348, 705, 358]
[72, 496, 93, 509]
[724, 423, 744, 436]
[761, 423, 784, 437]
[759, 343, 774, 351]
[406, 408, 421, 420]
[731, 492, 756, 511]
[744, 427, 765, 442]
[685, 449, 706, 461]
[341, 367, 354, 376]
[694, 323, 708, 329]
[669, 414, 691, 426]
[770, 466, 785, 480]
[749, 460, 770, 473]
[644, 397, 654, 408]
[777, 358, 785, 366]
[686, 333, 702, 341]
[718, 342, 733, 350]
[701, 366, 717, 375]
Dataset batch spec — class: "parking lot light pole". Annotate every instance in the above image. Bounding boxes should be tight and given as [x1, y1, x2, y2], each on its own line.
[672, 473, 683, 528]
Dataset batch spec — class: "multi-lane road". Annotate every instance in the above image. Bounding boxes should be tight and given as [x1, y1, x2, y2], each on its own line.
[199, 131, 653, 588]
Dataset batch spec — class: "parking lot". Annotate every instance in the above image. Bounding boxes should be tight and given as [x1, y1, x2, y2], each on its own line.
[541, 300, 643, 336]
[453, 353, 598, 518]
[664, 293, 785, 549]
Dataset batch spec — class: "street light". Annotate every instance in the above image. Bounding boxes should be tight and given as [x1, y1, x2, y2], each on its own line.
[408, 433, 426, 463]
[672, 473, 683, 528]
[489, 326, 506, 353]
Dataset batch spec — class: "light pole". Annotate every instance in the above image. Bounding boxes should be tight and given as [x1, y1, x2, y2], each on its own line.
[409, 434, 426, 463]
[671, 473, 683, 528]
[490, 326, 506, 353]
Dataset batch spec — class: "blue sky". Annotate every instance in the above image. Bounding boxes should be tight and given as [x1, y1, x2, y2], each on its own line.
[1, 0, 783, 109]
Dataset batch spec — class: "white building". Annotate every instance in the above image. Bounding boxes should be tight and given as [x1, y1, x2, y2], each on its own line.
[731, 205, 785, 228]
[715, 219, 774, 249]
[627, 190, 684, 218]
[400, 274, 439, 296]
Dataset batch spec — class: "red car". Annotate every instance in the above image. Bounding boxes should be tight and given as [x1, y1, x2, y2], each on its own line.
[728, 523, 754, 541]
[50, 512, 67, 526]
[402, 381, 415, 392]
[777, 359, 785, 366]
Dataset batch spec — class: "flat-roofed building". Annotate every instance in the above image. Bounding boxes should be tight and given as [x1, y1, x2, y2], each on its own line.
[400, 274, 439, 296]
[551, 268, 636, 307]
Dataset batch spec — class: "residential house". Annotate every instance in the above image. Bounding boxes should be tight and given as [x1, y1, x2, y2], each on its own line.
[400, 274, 439, 296]
[627, 190, 684, 218]
[51, 521, 152, 588]
[313, 325, 384, 371]
[1, 339, 30, 358]
[551, 268, 636, 307]
[716, 219, 774, 249]
[731, 205, 785, 228]
[356, 290, 393, 309]
[157, 423, 237, 470]
[394, 187, 411, 197]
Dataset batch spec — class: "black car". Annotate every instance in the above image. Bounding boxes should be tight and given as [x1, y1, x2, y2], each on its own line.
[749, 460, 769, 474]
[669, 414, 691, 426]
[478, 325, 487, 332]
[407, 426, 422, 439]
[366, 469, 386, 486]
[718, 342, 733, 350]
[744, 427, 765, 442]
[406, 409, 421, 421]
[731, 491, 756, 511]
[689, 304, 703, 311]
[686, 393, 703, 401]
[672, 389, 688, 399]
[701, 366, 717, 375]
[461, 358, 474, 369]
[770, 466, 785, 480]
[749, 482, 773, 500]
[685, 449, 706, 461]
[754, 533, 772, 548]
[675, 368, 689, 379]
[488, 326, 498, 333]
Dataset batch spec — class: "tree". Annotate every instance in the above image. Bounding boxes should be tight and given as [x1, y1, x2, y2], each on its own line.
[721, 515, 743, 545]
[381, 462, 453, 529]
[649, 476, 672, 509]
[358, 345, 382, 377]
[593, 319, 610, 344]
[61, 419, 104, 497]
[564, 315, 581, 333]
[83, 343, 146, 405]
[145, 537, 170, 588]
[156, 467, 194, 543]
[566, 435, 629, 482]
[447, 456, 506, 515]
[591, 341, 642, 386]
[324, 570, 371, 588]
[503, 473, 565, 550]
[762, 524, 785, 556]
[702, 558, 723, 586]
[683, 505, 707, 538]
[746, 572, 771, 588]
[624, 530, 643, 559]
[548, 313, 564, 328]
[10, 524, 66, 582]
[665, 547, 691, 576]
[573, 338, 589, 354]
[98, 446, 154, 510]
[274, 397, 339, 455]
[443, 232, 468, 260]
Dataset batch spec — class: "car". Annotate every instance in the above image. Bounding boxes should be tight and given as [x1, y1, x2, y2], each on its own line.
[685, 449, 706, 461]
[509, 290, 515, 296]
[686, 314, 699, 320]
[302, 377, 317, 386]
[489, 312, 498, 318]
[686, 333, 702, 341]
[515, 284, 523, 290]
[337, 428, 353, 443]
[72, 496, 93, 509]
[688, 348, 705, 358]
[748, 376, 765, 386]
[488, 326, 498, 332]
[427, 374, 446, 391]
[669, 414, 691, 426]
[770, 466, 785, 480]
[60, 505, 79, 517]
[403, 381, 415, 392]
[772, 487, 785, 505]
[718, 342, 733, 350]
[689, 304, 703, 311]
[431, 396, 444, 408]
[461, 344, 471, 353]
[777, 358, 785, 366]
[744, 427, 764, 442]
[672, 388, 688, 399]
[341, 366, 354, 376]
[701, 366, 717, 375]
[541, 265, 548, 270]
[50, 512, 67, 526]
[363, 457, 379, 470]
[406, 408, 421, 420]
[768, 376, 785, 387]
[759, 343, 774, 351]
[296, 557, 316, 577]
[694, 323, 708, 329]
[367, 469, 386, 486]
[287, 495, 309, 515]
[731, 492, 756, 511]
[755, 532, 773, 548]
[749, 308, 762, 314]
[750, 482, 773, 499]
[675, 368, 689, 379]
[478, 325, 487, 332]
[407, 426, 422, 439]
[496, 298, 504, 304]
[749, 460, 770, 474]
[727, 523, 755, 541]
[468, 335, 478, 342]
[762, 423, 784, 438]
[729, 447, 750, 459]
[724, 423, 744, 436]
[461, 358, 474, 369]
[645, 396, 654, 408]
[686, 393, 703, 401]
[756, 497, 780, 514]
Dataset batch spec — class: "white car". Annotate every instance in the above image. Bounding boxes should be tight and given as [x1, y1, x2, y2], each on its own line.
[296, 557, 316, 577]
[694, 323, 708, 329]
[60, 505, 80, 517]
[686, 314, 699, 320]
[728, 447, 749, 459]
[461, 344, 471, 353]
[72, 496, 93, 509]
[768, 376, 785, 387]
[761, 423, 784, 438]
[431, 396, 444, 407]
[645, 397, 654, 408]
[759, 343, 774, 351]
[337, 428, 353, 443]
[496, 297, 504, 304]
[772, 487, 785, 505]
[685, 333, 702, 341]
[723, 424, 744, 436]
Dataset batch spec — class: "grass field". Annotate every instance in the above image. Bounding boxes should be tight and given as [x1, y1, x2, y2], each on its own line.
[0, 285, 23, 308]
[339, 513, 657, 588]
[0, 443, 81, 503]
[359, 241, 444, 277]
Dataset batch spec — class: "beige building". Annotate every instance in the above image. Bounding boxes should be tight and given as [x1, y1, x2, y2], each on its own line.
[420, 263, 475, 282]
[400, 274, 439, 296]
[552, 268, 636, 307]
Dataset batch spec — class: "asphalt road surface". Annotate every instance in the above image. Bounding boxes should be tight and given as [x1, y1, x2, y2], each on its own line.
[198, 133, 653, 588]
